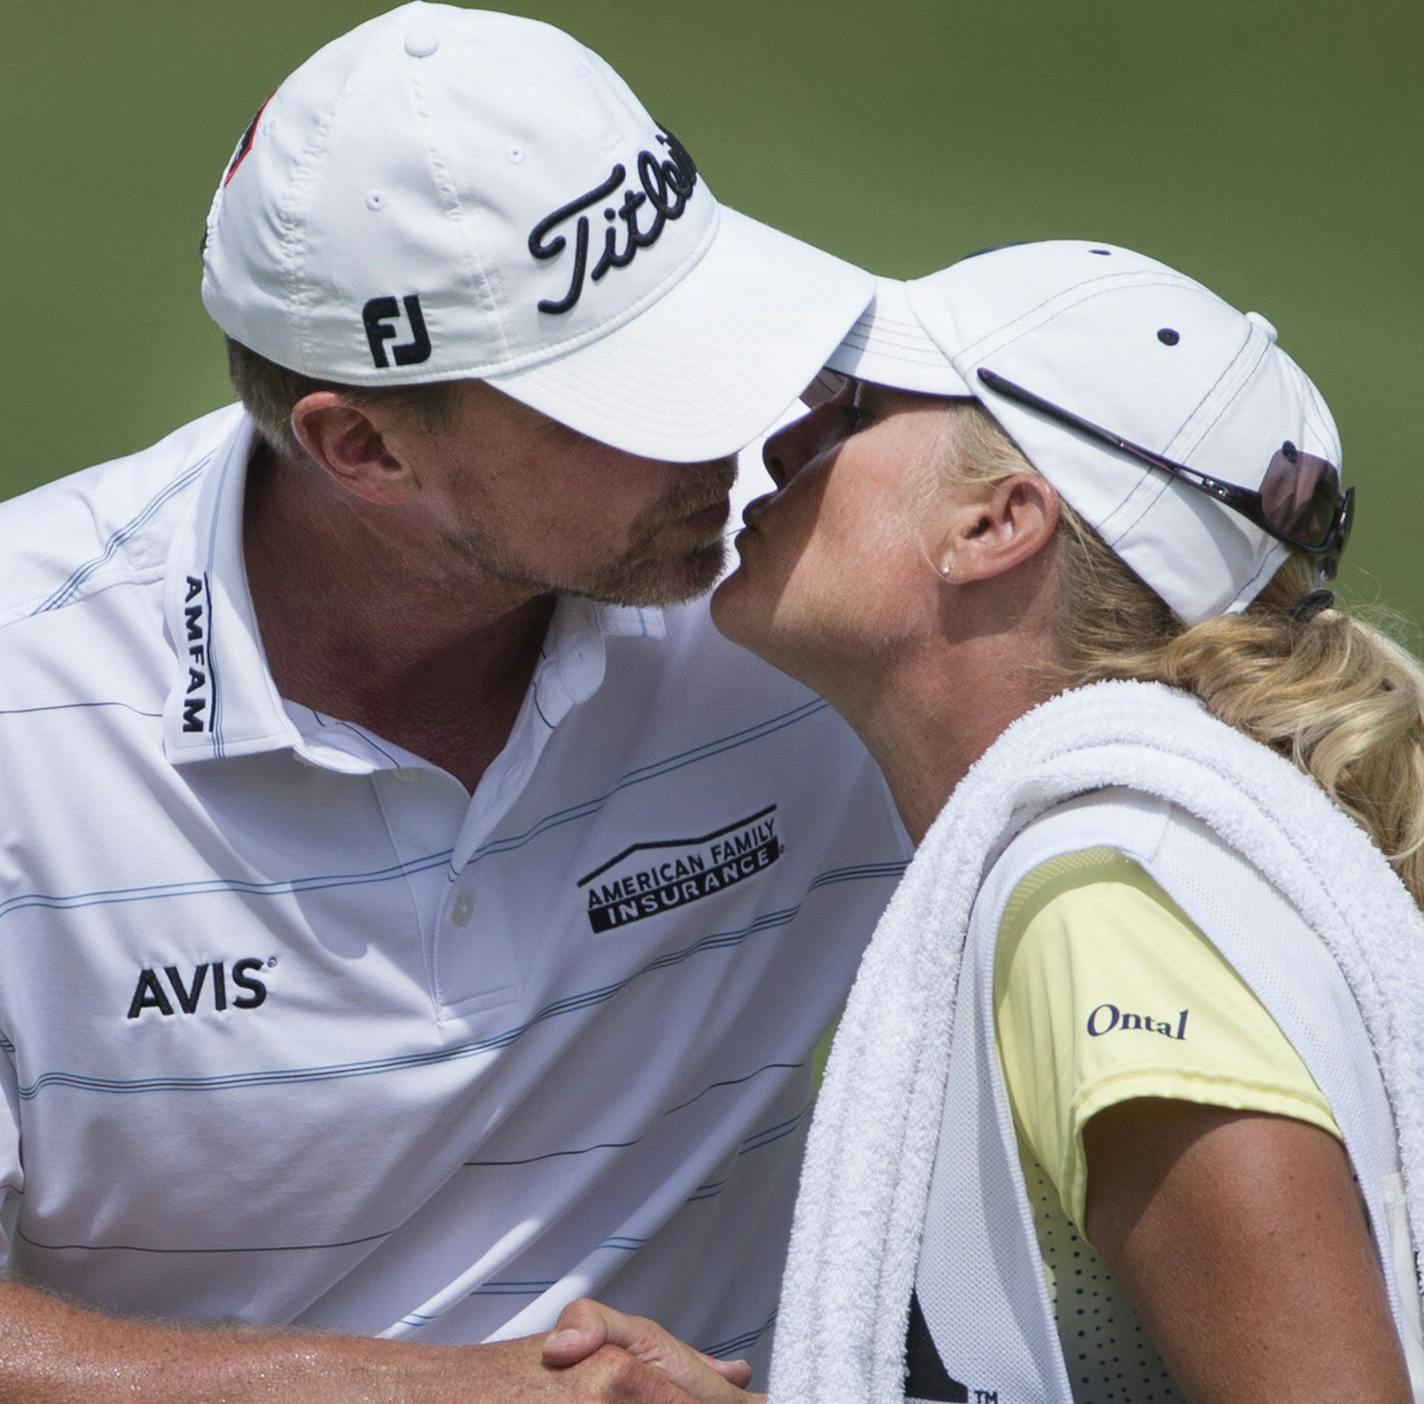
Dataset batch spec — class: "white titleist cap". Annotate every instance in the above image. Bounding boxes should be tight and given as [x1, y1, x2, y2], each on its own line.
[202, 2, 873, 463]
[826, 241, 1343, 622]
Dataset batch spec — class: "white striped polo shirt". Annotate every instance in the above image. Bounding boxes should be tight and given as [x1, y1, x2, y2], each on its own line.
[0, 405, 910, 1375]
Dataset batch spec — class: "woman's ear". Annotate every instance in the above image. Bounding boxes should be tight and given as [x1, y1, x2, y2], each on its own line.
[938, 473, 1060, 583]
[290, 392, 421, 506]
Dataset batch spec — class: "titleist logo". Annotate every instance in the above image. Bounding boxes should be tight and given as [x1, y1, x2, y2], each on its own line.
[527, 128, 699, 315]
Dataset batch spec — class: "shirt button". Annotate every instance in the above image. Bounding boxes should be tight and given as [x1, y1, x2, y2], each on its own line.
[451, 892, 474, 927]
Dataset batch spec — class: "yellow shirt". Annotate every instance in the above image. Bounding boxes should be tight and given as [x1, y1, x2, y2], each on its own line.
[992, 847, 1341, 1402]
[994, 846, 1340, 1236]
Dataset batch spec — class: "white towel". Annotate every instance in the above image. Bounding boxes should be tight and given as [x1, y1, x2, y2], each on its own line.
[769, 679, 1424, 1402]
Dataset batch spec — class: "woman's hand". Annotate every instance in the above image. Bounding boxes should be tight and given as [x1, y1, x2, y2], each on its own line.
[543, 1299, 764, 1403]
[1085, 1098, 1413, 1403]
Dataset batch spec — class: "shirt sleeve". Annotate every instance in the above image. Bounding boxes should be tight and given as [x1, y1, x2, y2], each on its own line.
[992, 847, 1340, 1239]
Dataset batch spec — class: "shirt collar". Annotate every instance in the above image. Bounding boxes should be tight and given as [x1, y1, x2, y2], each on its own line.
[162, 413, 666, 769]
[162, 414, 296, 765]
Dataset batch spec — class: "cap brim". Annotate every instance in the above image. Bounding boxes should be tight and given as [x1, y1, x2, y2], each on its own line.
[484, 207, 874, 463]
[825, 276, 972, 396]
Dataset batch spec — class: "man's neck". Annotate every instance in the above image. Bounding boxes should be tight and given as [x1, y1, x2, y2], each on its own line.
[241, 446, 556, 792]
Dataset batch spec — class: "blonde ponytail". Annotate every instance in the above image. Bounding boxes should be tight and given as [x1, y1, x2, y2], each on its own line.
[943, 402, 1424, 907]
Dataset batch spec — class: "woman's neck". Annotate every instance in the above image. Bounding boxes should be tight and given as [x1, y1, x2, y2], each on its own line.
[826, 638, 1058, 845]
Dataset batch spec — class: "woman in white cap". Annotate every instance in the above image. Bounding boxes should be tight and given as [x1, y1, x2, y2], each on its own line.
[709, 242, 1424, 1403]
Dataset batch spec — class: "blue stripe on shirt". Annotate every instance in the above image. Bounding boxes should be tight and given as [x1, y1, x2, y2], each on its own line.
[0, 700, 163, 720]
[24, 1096, 806, 1258]
[701, 1309, 778, 1359]
[30, 460, 208, 616]
[17, 864, 897, 1100]
[454, 698, 831, 876]
[462, 1059, 810, 1168]
[0, 850, 456, 923]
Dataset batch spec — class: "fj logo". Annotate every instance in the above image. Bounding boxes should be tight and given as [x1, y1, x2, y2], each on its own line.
[127, 959, 270, 1019]
[363, 294, 432, 369]
[577, 804, 781, 933]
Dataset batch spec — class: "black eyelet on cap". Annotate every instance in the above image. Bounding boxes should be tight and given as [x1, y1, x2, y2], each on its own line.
[1089, 248, 1111, 255]
[1158, 328, 1180, 345]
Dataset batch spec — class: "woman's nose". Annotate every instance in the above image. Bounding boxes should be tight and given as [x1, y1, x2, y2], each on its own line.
[763, 407, 828, 488]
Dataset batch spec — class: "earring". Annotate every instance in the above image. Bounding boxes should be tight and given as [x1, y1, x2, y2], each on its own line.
[938, 555, 955, 579]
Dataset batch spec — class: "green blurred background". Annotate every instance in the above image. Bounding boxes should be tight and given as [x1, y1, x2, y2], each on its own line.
[4, 1, 1420, 619]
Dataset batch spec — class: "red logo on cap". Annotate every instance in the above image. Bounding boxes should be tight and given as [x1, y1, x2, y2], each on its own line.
[222, 95, 273, 187]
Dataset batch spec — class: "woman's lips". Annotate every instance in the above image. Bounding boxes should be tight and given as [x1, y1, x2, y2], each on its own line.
[741, 492, 776, 530]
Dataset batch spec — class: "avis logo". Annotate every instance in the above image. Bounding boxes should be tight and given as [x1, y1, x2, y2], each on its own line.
[126, 959, 271, 1020]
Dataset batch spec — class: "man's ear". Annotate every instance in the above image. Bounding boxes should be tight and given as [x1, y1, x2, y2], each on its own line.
[937, 473, 1060, 583]
[290, 392, 420, 506]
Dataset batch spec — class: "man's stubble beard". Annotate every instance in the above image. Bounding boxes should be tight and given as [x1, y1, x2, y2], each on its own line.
[576, 533, 727, 607]
[438, 458, 736, 608]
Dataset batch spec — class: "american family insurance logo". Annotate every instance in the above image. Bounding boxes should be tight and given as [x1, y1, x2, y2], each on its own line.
[577, 804, 782, 934]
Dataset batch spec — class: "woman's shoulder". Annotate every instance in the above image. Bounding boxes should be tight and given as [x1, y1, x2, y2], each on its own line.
[984, 787, 1182, 909]
[987, 786, 1273, 910]
[977, 787, 1321, 998]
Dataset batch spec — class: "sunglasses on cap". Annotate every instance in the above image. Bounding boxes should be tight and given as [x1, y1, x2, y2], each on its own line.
[976, 368, 1354, 579]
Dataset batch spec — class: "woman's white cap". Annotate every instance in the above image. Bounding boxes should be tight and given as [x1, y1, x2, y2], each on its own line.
[202, 3, 873, 463]
[826, 241, 1342, 623]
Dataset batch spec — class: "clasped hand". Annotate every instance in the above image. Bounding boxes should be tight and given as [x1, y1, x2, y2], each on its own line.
[538, 1297, 766, 1403]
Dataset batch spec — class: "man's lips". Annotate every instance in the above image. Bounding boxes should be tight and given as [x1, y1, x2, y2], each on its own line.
[678, 498, 731, 534]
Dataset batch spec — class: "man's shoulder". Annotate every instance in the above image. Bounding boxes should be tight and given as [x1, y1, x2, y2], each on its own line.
[0, 404, 243, 628]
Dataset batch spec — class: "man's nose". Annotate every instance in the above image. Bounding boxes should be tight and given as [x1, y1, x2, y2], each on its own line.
[763, 406, 829, 488]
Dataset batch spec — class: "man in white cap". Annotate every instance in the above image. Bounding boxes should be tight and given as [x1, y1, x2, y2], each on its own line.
[0, 5, 909, 1398]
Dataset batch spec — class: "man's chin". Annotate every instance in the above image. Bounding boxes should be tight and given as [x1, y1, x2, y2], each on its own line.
[571, 539, 728, 609]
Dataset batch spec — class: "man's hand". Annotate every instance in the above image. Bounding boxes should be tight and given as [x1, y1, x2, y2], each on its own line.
[543, 1299, 762, 1402]
[454, 1329, 739, 1403]
[0, 1275, 750, 1404]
